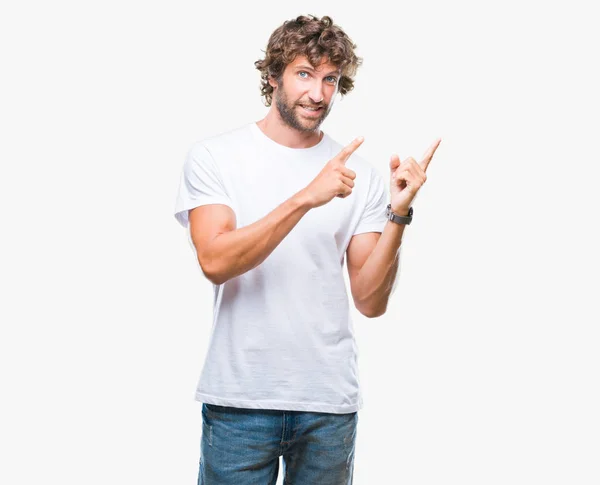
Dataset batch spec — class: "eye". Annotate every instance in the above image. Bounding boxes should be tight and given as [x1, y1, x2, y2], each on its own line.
[298, 71, 337, 83]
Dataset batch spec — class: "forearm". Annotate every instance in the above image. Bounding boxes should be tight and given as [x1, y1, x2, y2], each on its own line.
[203, 190, 312, 284]
[353, 220, 406, 316]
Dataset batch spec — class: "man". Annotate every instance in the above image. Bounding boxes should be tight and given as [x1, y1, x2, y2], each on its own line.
[174, 14, 440, 485]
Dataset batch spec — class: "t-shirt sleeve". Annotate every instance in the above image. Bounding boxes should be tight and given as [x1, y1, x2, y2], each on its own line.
[173, 142, 234, 228]
[353, 167, 389, 235]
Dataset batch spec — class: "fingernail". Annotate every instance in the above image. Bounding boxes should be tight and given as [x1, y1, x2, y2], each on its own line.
[357, 136, 364, 142]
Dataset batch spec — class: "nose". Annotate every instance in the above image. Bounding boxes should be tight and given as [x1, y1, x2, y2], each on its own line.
[308, 82, 324, 105]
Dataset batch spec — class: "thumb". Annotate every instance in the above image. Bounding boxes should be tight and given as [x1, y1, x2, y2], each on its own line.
[389, 154, 401, 172]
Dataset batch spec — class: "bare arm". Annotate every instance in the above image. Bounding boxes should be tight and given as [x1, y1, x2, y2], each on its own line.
[189, 136, 365, 285]
[346, 220, 405, 317]
[190, 190, 312, 285]
[347, 137, 442, 316]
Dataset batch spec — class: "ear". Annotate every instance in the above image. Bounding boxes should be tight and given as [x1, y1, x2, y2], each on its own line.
[268, 75, 278, 89]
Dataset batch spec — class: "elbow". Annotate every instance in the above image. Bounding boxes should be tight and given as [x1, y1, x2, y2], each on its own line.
[356, 301, 387, 319]
[198, 255, 228, 286]
[205, 272, 226, 286]
[364, 307, 387, 318]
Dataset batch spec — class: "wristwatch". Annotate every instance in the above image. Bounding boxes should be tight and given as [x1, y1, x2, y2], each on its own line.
[386, 204, 413, 225]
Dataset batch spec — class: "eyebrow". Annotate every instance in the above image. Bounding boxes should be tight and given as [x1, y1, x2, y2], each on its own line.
[295, 65, 340, 76]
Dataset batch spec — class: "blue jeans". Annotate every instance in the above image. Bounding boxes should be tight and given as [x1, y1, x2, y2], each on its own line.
[198, 403, 357, 484]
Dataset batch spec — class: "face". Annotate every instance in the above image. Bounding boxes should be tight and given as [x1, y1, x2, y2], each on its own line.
[270, 56, 340, 133]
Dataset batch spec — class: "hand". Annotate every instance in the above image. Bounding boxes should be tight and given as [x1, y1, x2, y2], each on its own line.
[301, 136, 363, 209]
[389, 138, 442, 215]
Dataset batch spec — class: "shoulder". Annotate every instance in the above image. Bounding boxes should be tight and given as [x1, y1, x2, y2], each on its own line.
[185, 123, 251, 170]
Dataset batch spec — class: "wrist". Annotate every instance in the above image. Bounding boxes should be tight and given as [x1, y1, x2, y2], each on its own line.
[293, 189, 315, 210]
[386, 204, 413, 225]
[390, 205, 410, 216]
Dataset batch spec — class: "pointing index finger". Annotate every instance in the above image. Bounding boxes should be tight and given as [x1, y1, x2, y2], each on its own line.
[338, 136, 364, 164]
[419, 138, 442, 172]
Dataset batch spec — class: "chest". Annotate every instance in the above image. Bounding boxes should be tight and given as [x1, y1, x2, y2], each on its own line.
[219, 148, 364, 255]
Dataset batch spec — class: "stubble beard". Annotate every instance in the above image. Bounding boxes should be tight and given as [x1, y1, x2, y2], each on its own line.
[274, 81, 329, 134]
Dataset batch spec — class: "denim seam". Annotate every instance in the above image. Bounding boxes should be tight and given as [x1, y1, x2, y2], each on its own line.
[280, 413, 286, 446]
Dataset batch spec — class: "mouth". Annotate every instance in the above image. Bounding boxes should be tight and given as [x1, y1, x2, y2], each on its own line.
[298, 105, 324, 116]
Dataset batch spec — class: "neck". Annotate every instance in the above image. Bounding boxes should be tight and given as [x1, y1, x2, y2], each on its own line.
[256, 109, 323, 149]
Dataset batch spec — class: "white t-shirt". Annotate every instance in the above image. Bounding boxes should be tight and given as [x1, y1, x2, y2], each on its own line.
[174, 121, 389, 413]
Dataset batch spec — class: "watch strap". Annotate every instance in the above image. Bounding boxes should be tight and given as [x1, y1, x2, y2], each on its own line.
[386, 204, 413, 225]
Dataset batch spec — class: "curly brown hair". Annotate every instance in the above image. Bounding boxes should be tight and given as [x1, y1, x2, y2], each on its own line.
[254, 14, 363, 107]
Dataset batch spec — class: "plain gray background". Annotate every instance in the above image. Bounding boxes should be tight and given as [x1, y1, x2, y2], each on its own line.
[1, 0, 598, 483]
